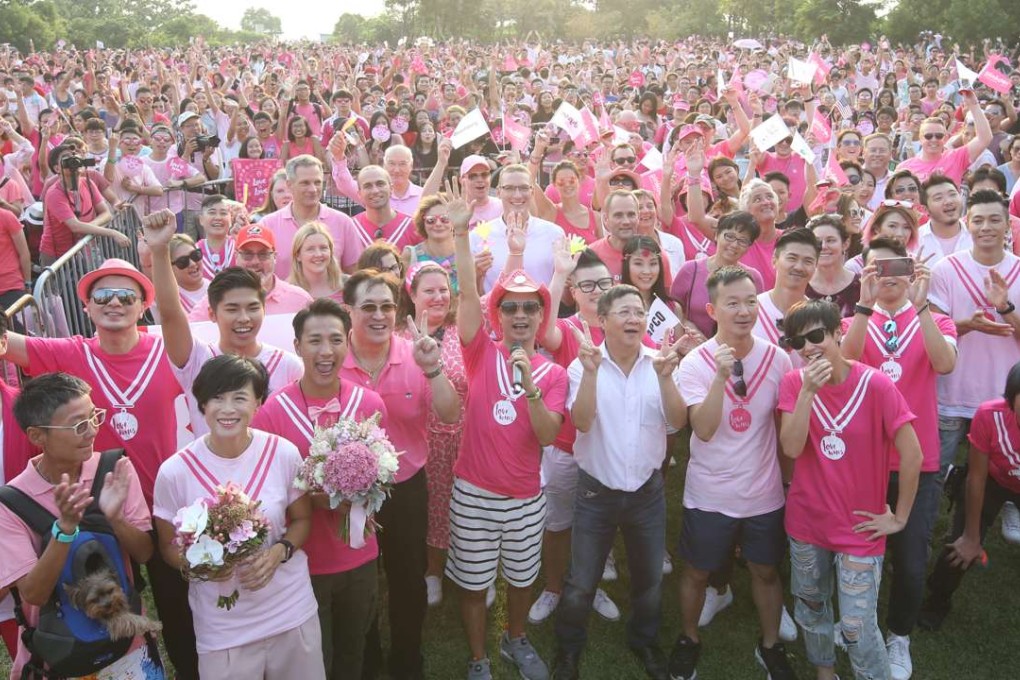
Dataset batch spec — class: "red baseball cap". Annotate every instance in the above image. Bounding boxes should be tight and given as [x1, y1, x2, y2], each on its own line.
[235, 224, 276, 250]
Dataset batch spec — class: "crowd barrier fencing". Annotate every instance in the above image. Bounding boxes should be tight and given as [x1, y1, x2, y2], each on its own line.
[2, 294, 46, 386]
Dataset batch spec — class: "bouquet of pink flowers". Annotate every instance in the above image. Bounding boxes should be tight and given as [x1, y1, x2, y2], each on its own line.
[172, 482, 271, 609]
[293, 412, 401, 547]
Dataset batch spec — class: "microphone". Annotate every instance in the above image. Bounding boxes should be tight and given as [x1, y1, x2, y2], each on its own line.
[511, 342, 523, 390]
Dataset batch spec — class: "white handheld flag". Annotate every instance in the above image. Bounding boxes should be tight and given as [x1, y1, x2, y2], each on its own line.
[749, 115, 790, 152]
[451, 109, 491, 149]
[646, 296, 682, 344]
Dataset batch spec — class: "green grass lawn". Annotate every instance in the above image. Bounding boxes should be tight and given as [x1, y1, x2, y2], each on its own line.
[3, 446, 1018, 679]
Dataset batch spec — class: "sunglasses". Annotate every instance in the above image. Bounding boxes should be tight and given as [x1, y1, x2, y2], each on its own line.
[922, 132, 946, 141]
[846, 175, 862, 185]
[238, 250, 275, 262]
[172, 249, 202, 269]
[883, 319, 899, 352]
[893, 185, 918, 196]
[358, 302, 397, 314]
[90, 288, 139, 306]
[574, 277, 614, 294]
[614, 156, 637, 165]
[881, 199, 915, 209]
[785, 327, 827, 350]
[732, 358, 747, 397]
[424, 215, 451, 226]
[499, 300, 543, 315]
[840, 139, 862, 147]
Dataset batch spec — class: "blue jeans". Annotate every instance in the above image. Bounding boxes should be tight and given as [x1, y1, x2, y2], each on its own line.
[554, 469, 666, 653]
[789, 540, 889, 680]
[938, 415, 971, 477]
[885, 471, 941, 636]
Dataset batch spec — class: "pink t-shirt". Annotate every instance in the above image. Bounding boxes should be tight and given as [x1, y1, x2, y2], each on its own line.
[760, 153, 808, 212]
[548, 316, 605, 454]
[258, 204, 365, 279]
[251, 381, 388, 575]
[840, 305, 957, 471]
[779, 362, 916, 556]
[152, 430, 318, 653]
[291, 103, 323, 137]
[589, 236, 672, 285]
[670, 259, 765, 338]
[895, 145, 971, 185]
[352, 211, 421, 251]
[340, 336, 431, 483]
[0, 454, 151, 678]
[196, 238, 236, 281]
[26, 334, 183, 505]
[0, 209, 25, 293]
[679, 338, 791, 518]
[929, 250, 1020, 417]
[968, 399, 1020, 494]
[739, 232, 778, 290]
[142, 155, 200, 214]
[671, 216, 716, 262]
[40, 175, 104, 258]
[545, 176, 596, 209]
[454, 330, 568, 498]
[469, 198, 505, 228]
[171, 338, 304, 438]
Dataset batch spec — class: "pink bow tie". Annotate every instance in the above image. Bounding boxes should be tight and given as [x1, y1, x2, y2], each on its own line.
[309, 398, 342, 422]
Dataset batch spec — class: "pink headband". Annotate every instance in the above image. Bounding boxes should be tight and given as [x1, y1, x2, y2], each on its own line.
[404, 261, 449, 294]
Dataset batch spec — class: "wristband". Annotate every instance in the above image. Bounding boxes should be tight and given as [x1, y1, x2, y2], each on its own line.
[804, 96, 817, 103]
[51, 521, 79, 544]
[275, 538, 295, 563]
[854, 304, 874, 317]
[916, 302, 930, 315]
[997, 302, 1016, 316]
[526, 387, 543, 402]
[423, 365, 443, 380]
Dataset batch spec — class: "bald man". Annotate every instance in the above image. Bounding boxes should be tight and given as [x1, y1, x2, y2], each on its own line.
[330, 139, 424, 215]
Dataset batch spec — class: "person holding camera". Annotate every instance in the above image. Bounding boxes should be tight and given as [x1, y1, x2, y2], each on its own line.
[175, 111, 221, 213]
[39, 144, 128, 265]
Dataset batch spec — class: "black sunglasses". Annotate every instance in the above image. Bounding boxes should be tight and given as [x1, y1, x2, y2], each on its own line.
[732, 358, 747, 397]
[499, 300, 543, 315]
[785, 327, 827, 350]
[172, 249, 203, 270]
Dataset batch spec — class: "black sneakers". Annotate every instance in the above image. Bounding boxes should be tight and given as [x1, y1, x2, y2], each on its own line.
[668, 634, 701, 680]
[755, 639, 797, 679]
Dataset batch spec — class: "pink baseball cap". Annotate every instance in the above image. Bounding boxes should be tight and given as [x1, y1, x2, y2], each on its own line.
[675, 124, 702, 142]
[459, 155, 490, 177]
[488, 270, 552, 342]
[77, 258, 155, 309]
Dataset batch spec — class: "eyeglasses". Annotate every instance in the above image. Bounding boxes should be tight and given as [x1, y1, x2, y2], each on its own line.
[881, 199, 915, 209]
[424, 215, 451, 226]
[893, 185, 918, 196]
[784, 327, 827, 350]
[846, 175, 862, 186]
[238, 250, 275, 262]
[721, 231, 752, 248]
[358, 302, 397, 314]
[608, 307, 648, 320]
[574, 277, 614, 293]
[849, 208, 867, 218]
[839, 139, 862, 147]
[35, 408, 107, 436]
[91, 288, 139, 306]
[499, 184, 531, 194]
[732, 359, 747, 398]
[499, 300, 543, 315]
[922, 132, 946, 141]
[172, 249, 203, 269]
[883, 319, 899, 352]
[614, 156, 637, 165]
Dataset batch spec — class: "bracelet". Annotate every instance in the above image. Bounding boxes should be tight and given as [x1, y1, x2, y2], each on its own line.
[804, 96, 817, 103]
[526, 387, 543, 402]
[916, 302, 930, 315]
[423, 365, 443, 380]
[997, 301, 1016, 316]
[854, 304, 874, 317]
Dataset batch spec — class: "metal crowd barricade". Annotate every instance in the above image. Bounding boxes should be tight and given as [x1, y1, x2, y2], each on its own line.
[2, 294, 46, 386]
[174, 179, 234, 240]
[32, 235, 106, 338]
[97, 206, 143, 269]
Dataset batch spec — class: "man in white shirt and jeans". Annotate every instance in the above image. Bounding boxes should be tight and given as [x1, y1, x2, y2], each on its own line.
[552, 285, 691, 680]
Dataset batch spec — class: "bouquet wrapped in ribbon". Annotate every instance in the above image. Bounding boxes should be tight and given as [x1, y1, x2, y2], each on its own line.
[172, 482, 271, 610]
[293, 412, 401, 548]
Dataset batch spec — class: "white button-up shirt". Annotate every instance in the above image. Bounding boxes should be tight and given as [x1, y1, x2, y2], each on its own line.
[567, 344, 679, 491]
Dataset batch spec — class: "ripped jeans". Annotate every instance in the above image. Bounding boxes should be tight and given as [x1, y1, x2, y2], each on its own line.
[789, 539, 890, 680]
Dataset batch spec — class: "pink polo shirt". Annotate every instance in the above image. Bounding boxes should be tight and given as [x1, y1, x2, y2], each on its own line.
[252, 381, 388, 575]
[0, 454, 151, 679]
[340, 336, 431, 483]
[895, 145, 971, 185]
[331, 163, 424, 216]
[454, 330, 568, 498]
[258, 203, 365, 278]
[739, 232, 778, 290]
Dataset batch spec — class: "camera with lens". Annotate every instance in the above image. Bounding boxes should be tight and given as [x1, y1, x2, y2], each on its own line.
[195, 135, 221, 151]
[60, 155, 99, 171]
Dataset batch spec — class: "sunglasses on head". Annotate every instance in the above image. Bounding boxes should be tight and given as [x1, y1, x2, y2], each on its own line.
[90, 288, 139, 306]
[172, 249, 202, 269]
[784, 327, 827, 350]
[923, 132, 946, 141]
[499, 300, 543, 315]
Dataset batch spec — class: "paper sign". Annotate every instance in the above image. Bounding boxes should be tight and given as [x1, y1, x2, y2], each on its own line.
[638, 146, 663, 172]
[790, 132, 816, 164]
[788, 57, 817, 85]
[749, 115, 790, 152]
[955, 58, 978, 88]
[978, 55, 1013, 94]
[450, 108, 491, 149]
[550, 101, 584, 140]
[628, 71, 645, 88]
[96, 40, 105, 49]
[646, 296, 682, 344]
[232, 158, 283, 211]
[810, 114, 832, 144]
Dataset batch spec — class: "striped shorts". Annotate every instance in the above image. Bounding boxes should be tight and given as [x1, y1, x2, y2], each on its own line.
[445, 477, 547, 590]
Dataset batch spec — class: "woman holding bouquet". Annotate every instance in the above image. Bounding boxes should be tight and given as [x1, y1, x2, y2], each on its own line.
[153, 355, 324, 679]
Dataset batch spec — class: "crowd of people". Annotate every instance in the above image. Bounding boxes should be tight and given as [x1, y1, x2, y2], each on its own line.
[1, 30, 1020, 680]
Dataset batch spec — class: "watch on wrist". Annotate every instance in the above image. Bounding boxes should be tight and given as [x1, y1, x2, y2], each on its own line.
[526, 387, 543, 402]
[423, 365, 443, 380]
[51, 520, 79, 544]
[997, 302, 1016, 316]
[275, 538, 295, 563]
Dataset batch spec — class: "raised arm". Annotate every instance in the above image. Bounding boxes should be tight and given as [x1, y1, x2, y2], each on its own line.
[448, 180, 483, 345]
[142, 208, 194, 368]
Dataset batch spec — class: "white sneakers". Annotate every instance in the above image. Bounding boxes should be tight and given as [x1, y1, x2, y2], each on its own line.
[697, 586, 733, 627]
[592, 588, 621, 621]
[1002, 501, 1020, 545]
[602, 552, 618, 581]
[779, 606, 798, 643]
[528, 590, 560, 624]
[527, 588, 620, 624]
[426, 575, 443, 607]
[887, 633, 913, 680]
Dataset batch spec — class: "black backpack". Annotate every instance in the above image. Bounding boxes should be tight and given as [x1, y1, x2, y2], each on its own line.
[0, 450, 151, 679]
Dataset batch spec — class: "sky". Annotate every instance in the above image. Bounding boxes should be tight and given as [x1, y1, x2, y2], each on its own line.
[196, 1, 386, 40]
